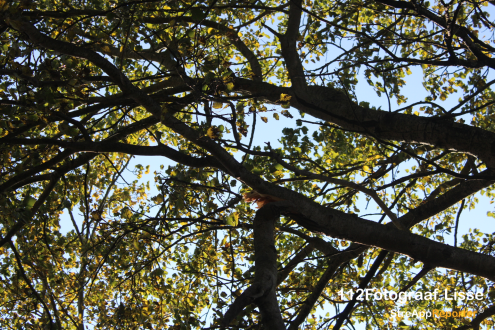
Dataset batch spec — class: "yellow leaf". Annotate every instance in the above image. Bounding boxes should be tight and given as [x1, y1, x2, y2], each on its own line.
[261, 116, 268, 123]
[122, 207, 132, 218]
[363, 165, 370, 172]
[100, 45, 111, 54]
[280, 93, 292, 102]
[154, 194, 164, 204]
[226, 214, 237, 226]
[207, 127, 220, 139]
[213, 101, 223, 109]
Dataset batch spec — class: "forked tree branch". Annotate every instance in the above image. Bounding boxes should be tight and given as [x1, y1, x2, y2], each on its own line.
[222, 204, 285, 329]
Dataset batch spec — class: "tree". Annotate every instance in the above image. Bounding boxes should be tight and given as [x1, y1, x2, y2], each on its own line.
[1, 0, 495, 328]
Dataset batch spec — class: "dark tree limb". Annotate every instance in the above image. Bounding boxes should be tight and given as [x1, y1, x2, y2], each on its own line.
[286, 237, 366, 329]
[290, 203, 495, 281]
[395, 264, 433, 300]
[0, 173, 61, 249]
[375, 252, 395, 277]
[222, 204, 285, 329]
[398, 169, 495, 229]
[1, 139, 224, 169]
[9, 239, 55, 329]
[277, 242, 315, 285]
[333, 250, 389, 330]
[454, 199, 466, 247]
[279, 225, 339, 256]
[456, 305, 495, 330]
[279, 0, 306, 90]
[232, 76, 495, 167]
[0, 150, 72, 193]
[287, 258, 344, 330]
[0, 116, 159, 193]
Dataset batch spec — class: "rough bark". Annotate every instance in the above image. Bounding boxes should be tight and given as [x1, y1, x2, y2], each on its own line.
[222, 204, 285, 329]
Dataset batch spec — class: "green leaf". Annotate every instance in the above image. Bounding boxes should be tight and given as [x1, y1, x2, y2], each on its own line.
[23, 196, 36, 209]
[225, 214, 237, 226]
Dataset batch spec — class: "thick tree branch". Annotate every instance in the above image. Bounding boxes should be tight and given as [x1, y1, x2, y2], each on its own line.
[398, 168, 495, 228]
[278, 0, 306, 90]
[222, 204, 285, 329]
[1, 139, 223, 169]
[232, 77, 495, 167]
[0, 116, 159, 193]
[290, 202, 495, 281]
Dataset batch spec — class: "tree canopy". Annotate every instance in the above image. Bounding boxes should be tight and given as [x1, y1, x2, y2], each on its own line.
[2, 0, 495, 329]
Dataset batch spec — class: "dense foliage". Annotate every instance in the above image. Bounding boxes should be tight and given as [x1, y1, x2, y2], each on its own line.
[1, 0, 495, 329]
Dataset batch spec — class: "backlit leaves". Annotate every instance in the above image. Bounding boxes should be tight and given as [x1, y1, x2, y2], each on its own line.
[0, 0, 494, 329]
